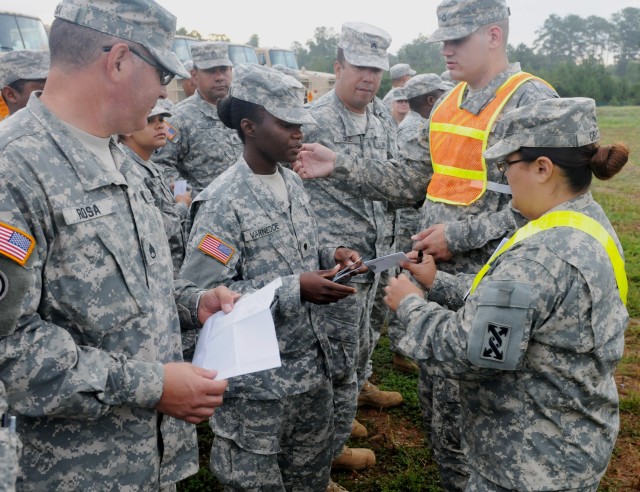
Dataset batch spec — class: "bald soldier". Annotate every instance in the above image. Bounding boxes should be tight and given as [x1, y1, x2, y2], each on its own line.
[0, 0, 238, 489]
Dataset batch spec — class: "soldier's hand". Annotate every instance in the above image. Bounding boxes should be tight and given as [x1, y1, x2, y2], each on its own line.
[400, 251, 437, 290]
[411, 224, 453, 262]
[300, 267, 356, 304]
[198, 286, 241, 325]
[156, 362, 228, 424]
[384, 274, 424, 312]
[293, 143, 336, 179]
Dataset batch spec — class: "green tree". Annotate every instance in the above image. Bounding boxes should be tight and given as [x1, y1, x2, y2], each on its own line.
[247, 34, 260, 48]
[610, 7, 640, 76]
[296, 27, 339, 73]
[534, 14, 588, 63]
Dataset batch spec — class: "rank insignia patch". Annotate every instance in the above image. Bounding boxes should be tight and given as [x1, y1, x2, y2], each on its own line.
[199, 233, 235, 265]
[0, 222, 35, 266]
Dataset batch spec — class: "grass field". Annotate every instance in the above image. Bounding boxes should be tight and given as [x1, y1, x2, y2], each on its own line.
[177, 106, 640, 492]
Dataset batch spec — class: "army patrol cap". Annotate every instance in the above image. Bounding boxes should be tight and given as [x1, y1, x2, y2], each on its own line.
[428, 0, 510, 43]
[54, 0, 189, 78]
[484, 97, 600, 161]
[403, 73, 452, 99]
[190, 42, 233, 70]
[0, 50, 50, 88]
[230, 64, 316, 126]
[272, 64, 300, 80]
[148, 99, 172, 119]
[338, 22, 391, 71]
[390, 63, 416, 80]
[390, 88, 408, 101]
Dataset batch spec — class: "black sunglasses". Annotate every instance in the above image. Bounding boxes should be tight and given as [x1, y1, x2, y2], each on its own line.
[102, 46, 174, 86]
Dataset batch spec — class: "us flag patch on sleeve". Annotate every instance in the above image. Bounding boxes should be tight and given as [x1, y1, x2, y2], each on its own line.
[163, 121, 178, 141]
[199, 233, 235, 265]
[0, 222, 35, 266]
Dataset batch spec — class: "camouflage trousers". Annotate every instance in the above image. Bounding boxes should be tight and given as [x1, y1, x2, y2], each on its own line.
[418, 363, 470, 492]
[324, 282, 375, 457]
[0, 427, 20, 492]
[210, 380, 333, 491]
[465, 470, 600, 492]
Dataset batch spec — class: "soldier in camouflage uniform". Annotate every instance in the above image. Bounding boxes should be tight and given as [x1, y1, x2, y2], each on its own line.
[153, 41, 243, 195]
[120, 102, 191, 277]
[381, 63, 416, 111]
[0, 1, 238, 489]
[387, 73, 451, 375]
[385, 96, 629, 492]
[0, 50, 49, 119]
[299, 22, 407, 473]
[397, 1, 559, 488]
[119, 102, 202, 361]
[179, 63, 359, 491]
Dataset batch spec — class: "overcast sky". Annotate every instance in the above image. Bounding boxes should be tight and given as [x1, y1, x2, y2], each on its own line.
[3, 0, 638, 54]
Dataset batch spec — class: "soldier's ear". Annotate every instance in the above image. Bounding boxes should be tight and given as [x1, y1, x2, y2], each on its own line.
[1, 86, 19, 104]
[240, 118, 256, 138]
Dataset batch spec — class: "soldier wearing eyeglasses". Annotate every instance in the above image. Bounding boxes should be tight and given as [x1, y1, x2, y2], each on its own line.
[0, 0, 239, 489]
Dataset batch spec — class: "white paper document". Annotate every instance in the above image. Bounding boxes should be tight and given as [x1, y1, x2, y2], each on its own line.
[192, 278, 282, 380]
[173, 179, 187, 198]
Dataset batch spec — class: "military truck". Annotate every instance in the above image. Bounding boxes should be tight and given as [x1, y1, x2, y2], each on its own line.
[0, 11, 49, 120]
[255, 46, 335, 103]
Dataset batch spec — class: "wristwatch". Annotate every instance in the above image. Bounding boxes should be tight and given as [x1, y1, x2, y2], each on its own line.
[189, 290, 205, 329]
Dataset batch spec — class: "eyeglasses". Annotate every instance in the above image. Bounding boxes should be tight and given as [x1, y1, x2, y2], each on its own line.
[102, 46, 174, 86]
[496, 158, 527, 173]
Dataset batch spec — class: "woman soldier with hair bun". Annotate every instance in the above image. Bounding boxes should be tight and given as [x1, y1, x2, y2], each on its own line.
[385, 97, 629, 492]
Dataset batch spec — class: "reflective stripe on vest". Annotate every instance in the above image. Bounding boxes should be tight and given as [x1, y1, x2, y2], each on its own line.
[468, 211, 628, 305]
[427, 72, 550, 206]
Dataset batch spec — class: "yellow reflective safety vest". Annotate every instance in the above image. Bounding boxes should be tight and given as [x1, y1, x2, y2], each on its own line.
[469, 210, 628, 305]
[427, 72, 549, 206]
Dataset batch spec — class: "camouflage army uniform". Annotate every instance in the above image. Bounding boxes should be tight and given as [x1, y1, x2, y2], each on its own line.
[0, 382, 19, 492]
[302, 90, 398, 455]
[366, 97, 399, 379]
[0, 95, 199, 490]
[387, 110, 431, 352]
[152, 91, 243, 195]
[122, 145, 187, 276]
[411, 62, 558, 490]
[179, 157, 334, 490]
[397, 191, 627, 490]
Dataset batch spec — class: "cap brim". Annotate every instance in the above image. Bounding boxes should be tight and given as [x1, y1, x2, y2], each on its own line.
[21, 69, 49, 81]
[193, 60, 234, 70]
[148, 46, 190, 79]
[427, 25, 477, 43]
[483, 139, 520, 161]
[268, 106, 317, 126]
[343, 51, 389, 71]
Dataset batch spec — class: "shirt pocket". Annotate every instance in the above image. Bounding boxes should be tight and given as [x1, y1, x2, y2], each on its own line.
[46, 229, 146, 347]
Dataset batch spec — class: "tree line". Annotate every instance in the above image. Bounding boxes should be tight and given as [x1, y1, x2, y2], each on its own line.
[287, 8, 640, 105]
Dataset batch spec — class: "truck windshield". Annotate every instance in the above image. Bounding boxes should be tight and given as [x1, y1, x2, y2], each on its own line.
[269, 50, 299, 70]
[0, 13, 48, 51]
[228, 45, 259, 65]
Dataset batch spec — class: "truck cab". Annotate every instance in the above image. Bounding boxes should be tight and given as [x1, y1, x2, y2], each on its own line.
[255, 46, 335, 103]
